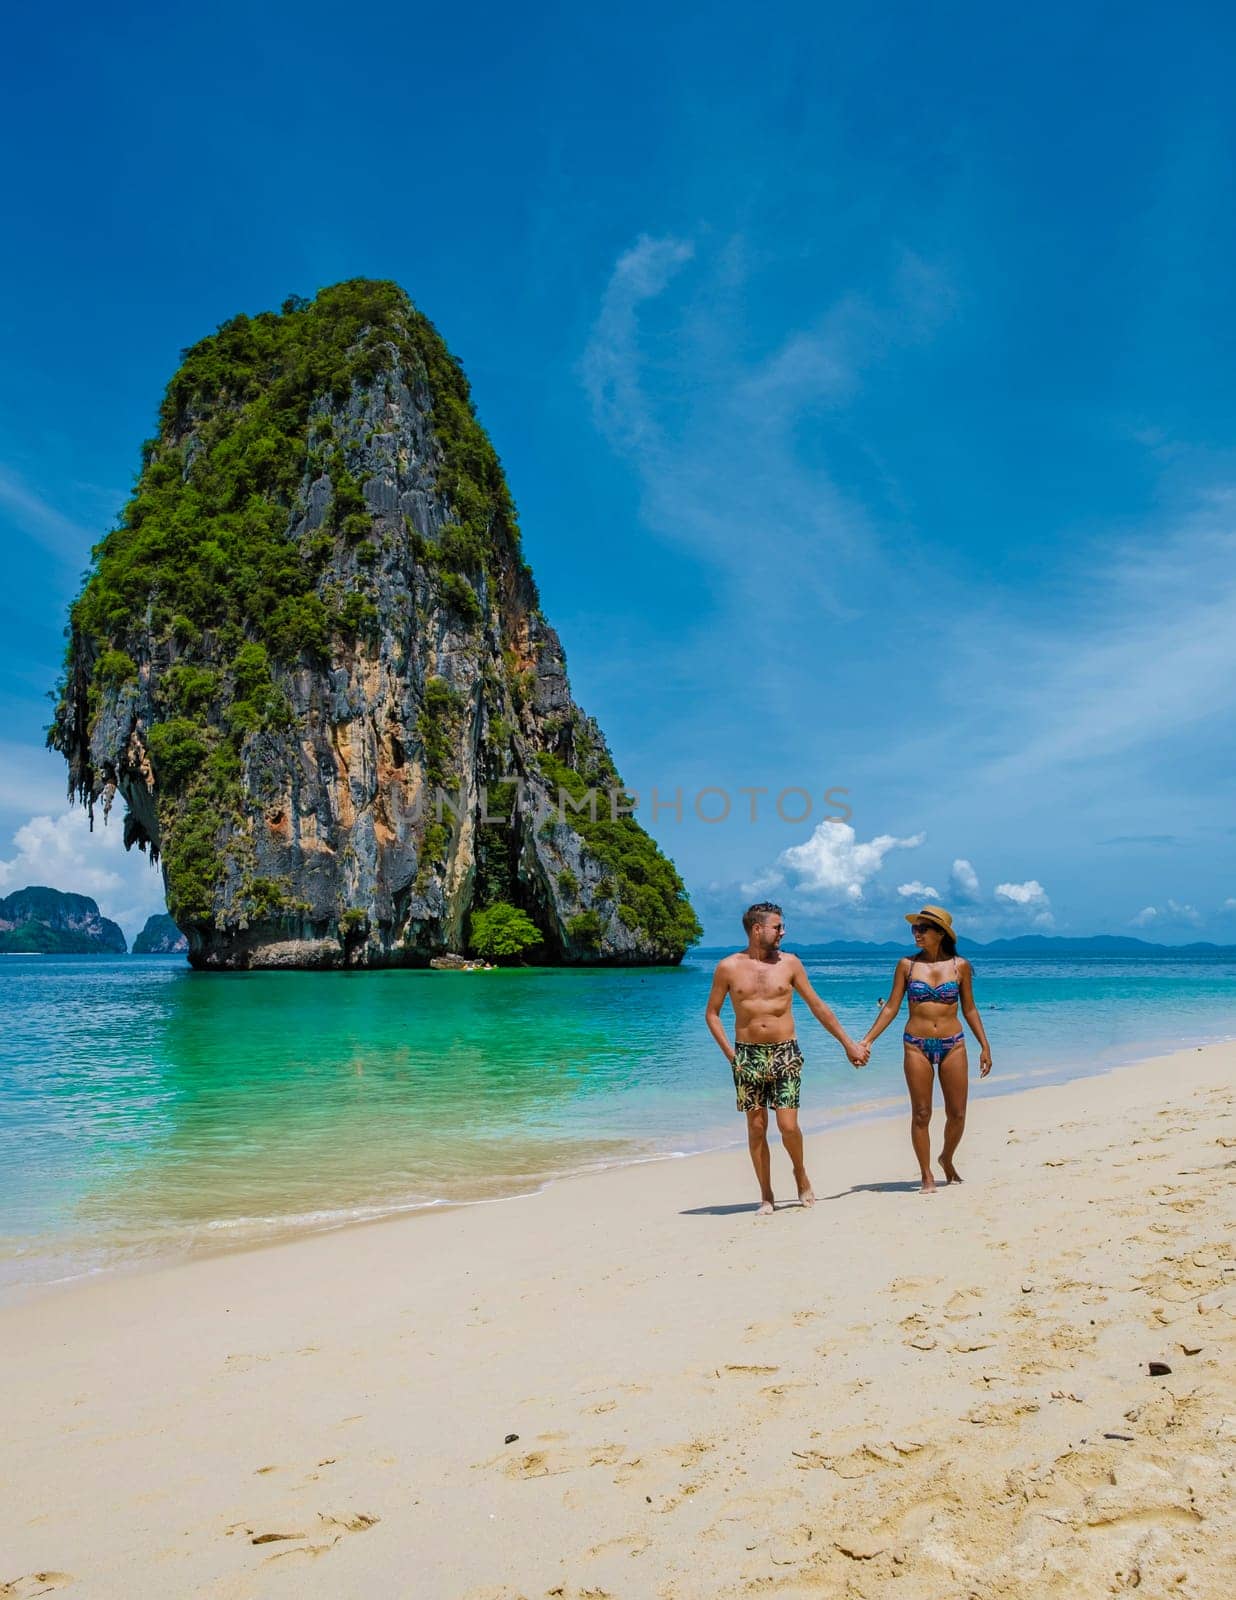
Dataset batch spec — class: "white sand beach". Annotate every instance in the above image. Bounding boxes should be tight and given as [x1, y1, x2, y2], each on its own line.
[4, 1041, 1235, 1599]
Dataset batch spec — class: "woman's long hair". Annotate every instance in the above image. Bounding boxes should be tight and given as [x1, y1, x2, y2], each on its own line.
[910, 929, 957, 961]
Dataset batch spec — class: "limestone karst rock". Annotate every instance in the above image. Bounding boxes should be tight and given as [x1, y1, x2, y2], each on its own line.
[50, 281, 701, 968]
[0, 887, 127, 954]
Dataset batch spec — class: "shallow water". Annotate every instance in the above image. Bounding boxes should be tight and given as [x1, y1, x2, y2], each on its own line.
[2, 950, 1233, 1295]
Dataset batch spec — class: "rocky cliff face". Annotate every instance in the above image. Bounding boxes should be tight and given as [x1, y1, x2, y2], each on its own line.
[0, 887, 127, 954]
[132, 913, 189, 954]
[50, 281, 700, 969]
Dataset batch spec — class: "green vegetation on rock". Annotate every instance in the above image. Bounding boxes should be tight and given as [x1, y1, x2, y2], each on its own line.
[537, 749, 701, 958]
[469, 901, 544, 963]
[49, 280, 527, 934]
[45, 279, 701, 965]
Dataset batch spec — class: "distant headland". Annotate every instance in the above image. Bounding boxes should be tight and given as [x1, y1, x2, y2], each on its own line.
[0, 886, 126, 954]
[132, 913, 189, 955]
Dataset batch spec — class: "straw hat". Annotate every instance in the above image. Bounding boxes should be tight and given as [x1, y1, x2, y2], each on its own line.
[904, 904, 955, 937]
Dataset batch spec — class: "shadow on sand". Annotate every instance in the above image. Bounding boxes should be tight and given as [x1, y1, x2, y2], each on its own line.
[681, 1179, 928, 1214]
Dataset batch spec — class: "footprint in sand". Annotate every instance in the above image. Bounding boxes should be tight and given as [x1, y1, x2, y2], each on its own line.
[889, 1276, 940, 1295]
[232, 1511, 380, 1565]
[967, 1398, 1041, 1426]
[582, 1532, 652, 1560]
[488, 1442, 628, 1481]
[944, 1287, 985, 1320]
[792, 1440, 923, 1478]
[1, 1578, 74, 1597]
[899, 1312, 939, 1350]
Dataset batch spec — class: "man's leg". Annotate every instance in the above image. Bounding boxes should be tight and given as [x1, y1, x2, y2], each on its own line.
[746, 1106, 774, 1213]
[775, 1107, 814, 1206]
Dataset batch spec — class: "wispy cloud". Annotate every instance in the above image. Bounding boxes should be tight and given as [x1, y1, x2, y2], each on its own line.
[960, 497, 1236, 787]
[581, 234, 954, 618]
[0, 465, 96, 566]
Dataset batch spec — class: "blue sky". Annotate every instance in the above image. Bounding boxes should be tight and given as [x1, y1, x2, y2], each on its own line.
[3, 0, 1235, 945]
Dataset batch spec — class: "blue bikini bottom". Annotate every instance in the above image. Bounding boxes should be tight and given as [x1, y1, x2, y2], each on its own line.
[903, 1031, 965, 1066]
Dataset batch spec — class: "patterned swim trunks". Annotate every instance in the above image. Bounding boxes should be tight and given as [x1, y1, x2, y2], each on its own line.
[732, 1038, 804, 1112]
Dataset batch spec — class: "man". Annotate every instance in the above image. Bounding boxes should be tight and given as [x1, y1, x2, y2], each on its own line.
[705, 902, 869, 1214]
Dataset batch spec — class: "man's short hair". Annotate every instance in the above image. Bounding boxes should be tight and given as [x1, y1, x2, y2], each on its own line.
[743, 901, 783, 934]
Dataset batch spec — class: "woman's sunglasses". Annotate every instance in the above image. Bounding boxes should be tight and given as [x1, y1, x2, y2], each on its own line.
[911, 922, 938, 934]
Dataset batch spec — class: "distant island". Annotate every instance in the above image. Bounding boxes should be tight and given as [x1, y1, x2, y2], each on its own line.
[0, 886, 127, 954]
[700, 933, 1236, 958]
[132, 913, 189, 955]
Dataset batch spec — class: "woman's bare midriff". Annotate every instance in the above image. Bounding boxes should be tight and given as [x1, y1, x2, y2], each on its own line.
[906, 1002, 963, 1039]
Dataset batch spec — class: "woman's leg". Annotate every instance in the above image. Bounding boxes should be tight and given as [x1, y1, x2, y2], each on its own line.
[937, 1041, 969, 1182]
[903, 1046, 937, 1192]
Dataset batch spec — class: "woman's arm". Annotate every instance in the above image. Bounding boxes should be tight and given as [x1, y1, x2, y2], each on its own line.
[862, 959, 910, 1047]
[958, 959, 992, 1077]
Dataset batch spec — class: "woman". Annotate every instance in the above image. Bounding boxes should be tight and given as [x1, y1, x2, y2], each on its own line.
[861, 905, 993, 1193]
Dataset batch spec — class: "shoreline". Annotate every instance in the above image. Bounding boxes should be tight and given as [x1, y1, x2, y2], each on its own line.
[4, 1039, 1235, 1596]
[5, 1016, 1235, 1309]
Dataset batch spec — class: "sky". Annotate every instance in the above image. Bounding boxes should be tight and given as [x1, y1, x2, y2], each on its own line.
[2, 0, 1235, 946]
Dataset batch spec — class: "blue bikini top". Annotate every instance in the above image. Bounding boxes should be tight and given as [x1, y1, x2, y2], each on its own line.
[907, 957, 960, 1004]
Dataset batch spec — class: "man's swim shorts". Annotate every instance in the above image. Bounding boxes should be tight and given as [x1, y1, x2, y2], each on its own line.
[732, 1038, 803, 1112]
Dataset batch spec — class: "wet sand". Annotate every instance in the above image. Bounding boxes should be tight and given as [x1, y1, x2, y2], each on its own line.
[3, 1041, 1235, 1598]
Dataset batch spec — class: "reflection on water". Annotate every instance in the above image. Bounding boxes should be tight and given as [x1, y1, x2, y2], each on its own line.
[1, 952, 1234, 1293]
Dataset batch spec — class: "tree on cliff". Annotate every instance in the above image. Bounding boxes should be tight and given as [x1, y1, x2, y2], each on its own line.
[468, 903, 543, 964]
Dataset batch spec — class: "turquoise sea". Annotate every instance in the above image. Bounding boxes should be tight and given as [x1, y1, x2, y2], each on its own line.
[2, 950, 1234, 1299]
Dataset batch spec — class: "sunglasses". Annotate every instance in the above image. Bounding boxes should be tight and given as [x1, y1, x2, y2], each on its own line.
[911, 922, 939, 934]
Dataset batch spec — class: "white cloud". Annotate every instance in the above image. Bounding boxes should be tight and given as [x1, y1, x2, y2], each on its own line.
[949, 858, 980, 902]
[897, 880, 939, 898]
[995, 879, 1048, 906]
[1222, 898, 1236, 913]
[994, 879, 1054, 929]
[744, 821, 925, 905]
[1130, 899, 1200, 929]
[0, 807, 166, 944]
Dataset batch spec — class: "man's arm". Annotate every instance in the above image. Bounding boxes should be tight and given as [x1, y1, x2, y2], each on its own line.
[704, 961, 735, 1061]
[789, 957, 868, 1065]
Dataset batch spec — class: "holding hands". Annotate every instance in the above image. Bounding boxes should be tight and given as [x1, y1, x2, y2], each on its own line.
[847, 1038, 871, 1069]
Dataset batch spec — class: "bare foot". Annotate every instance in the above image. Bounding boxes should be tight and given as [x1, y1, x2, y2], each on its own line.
[941, 1162, 963, 1184]
[797, 1183, 816, 1208]
[919, 1175, 938, 1195]
[757, 1198, 776, 1216]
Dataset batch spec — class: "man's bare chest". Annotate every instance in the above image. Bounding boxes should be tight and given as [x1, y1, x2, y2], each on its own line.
[731, 966, 794, 1006]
